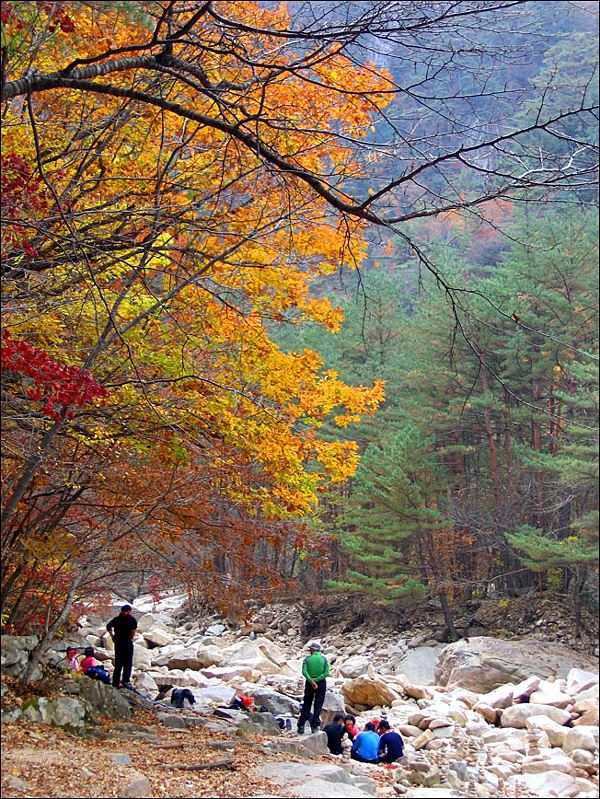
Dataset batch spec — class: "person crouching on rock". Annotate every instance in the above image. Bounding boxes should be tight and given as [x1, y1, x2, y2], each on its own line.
[297, 641, 330, 734]
[106, 604, 137, 689]
[324, 713, 353, 755]
[377, 719, 404, 764]
[350, 722, 380, 764]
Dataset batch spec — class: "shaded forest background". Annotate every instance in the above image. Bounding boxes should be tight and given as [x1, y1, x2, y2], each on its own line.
[1, 1, 598, 666]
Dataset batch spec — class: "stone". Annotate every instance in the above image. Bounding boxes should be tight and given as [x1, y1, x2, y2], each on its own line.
[121, 772, 153, 797]
[246, 686, 301, 716]
[562, 726, 599, 754]
[205, 623, 227, 636]
[500, 703, 571, 729]
[132, 644, 152, 671]
[111, 753, 133, 765]
[529, 679, 573, 709]
[413, 729, 435, 749]
[1, 634, 41, 679]
[571, 696, 599, 727]
[79, 677, 133, 720]
[341, 675, 401, 708]
[476, 684, 516, 709]
[200, 664, 255, 681]
[506, 770, 579, 798]
[520, 749, 576, 775]
[156, 712, 187, 728]
[511, 675, 542, 701]
[339, 656, 371, 679]
[5, 776, 35, 793]
[566, 668, 599, 696]
[525, 715, 568, 747]
[398, 645, 446, 686]
[51, 696, 86, 729]
[435, 637, 598, 693]
[143, 628, 176, 648]
[133, 672, 159, 697]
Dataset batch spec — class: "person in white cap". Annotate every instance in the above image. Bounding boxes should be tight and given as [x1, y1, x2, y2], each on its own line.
[297, 641, 330, 734]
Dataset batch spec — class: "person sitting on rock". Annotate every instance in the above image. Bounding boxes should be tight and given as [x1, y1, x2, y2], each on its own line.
[377, 719, 404, 764]
[65, 646, 80, 673]
[323, 713, 353, 755]
[79, 646, 110, 685]
[350, 722, 380, 764]
[344, 714, 359, 739]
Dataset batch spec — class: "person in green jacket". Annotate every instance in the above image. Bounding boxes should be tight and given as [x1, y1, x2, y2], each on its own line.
[297, 641, 330, 734]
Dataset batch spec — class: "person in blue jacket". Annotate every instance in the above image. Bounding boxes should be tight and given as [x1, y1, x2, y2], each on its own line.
[377, 719, 404, 762]
[350, 722, 380, 763]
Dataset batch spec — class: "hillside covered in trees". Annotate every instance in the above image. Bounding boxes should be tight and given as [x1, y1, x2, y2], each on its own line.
[1, 0, 598, 664]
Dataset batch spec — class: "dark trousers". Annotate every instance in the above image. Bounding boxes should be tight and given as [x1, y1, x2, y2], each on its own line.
[298, 679, 326, 729]
[112, 640, 133, 687]
[351, 752, 379, 764]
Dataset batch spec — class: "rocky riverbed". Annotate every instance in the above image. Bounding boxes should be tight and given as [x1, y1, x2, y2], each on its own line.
[1, 592, 598, 798]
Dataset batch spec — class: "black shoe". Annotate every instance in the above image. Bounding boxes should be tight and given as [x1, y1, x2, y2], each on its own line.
[310, 725, 320, 733]
[122, 682, 133, 690]
[297, 725, 305, 734]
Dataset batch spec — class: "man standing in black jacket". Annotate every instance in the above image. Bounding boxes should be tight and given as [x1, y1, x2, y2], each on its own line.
[106, 604, 137, 689]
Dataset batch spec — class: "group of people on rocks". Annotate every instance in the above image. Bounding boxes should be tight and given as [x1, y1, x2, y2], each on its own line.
[64, 604, 137, 689]
[298, 641, 404, 765]
[323, 714, 404, 763]
[65, 612, 404, 764]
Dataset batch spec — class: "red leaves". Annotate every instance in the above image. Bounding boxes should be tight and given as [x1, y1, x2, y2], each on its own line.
[1, 330, 108, 422]
[2, 2, 75, 34]
[1, 153, 49, 259]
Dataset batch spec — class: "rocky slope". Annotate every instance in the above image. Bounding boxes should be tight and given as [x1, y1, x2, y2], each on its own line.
[1, 592, 598, 798]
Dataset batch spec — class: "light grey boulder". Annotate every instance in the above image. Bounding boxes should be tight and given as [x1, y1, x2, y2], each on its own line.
[566, 667, 598, 696]
[506, 770, 579, 798]
[133, 672, 159, 697]
[500, 703, 571, 728]
[338, 655, 370, 679]
[435, 637, 598, 693]
[52, 696, 86, 729]
[525, 714, 568, 747]
[529, 679, 573, 709]
[121, 771, 153, 797]
[562, 725, 599, 754]
[242, 686, 301, 715]
[132, 644, 152, 671]
[79, 677, 133, 720]
[1, 635, 41, 679]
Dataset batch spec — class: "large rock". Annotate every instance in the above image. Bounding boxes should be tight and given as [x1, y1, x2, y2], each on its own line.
[132, 644, 152, 671]
[434, 637, 597, 693]
[243, 687, 301, 716]
[566, 667, 599, 696]
[1, 635, 41, 679]
[525, 714, 568, 747]
[79, 677, 133, 720]
[338, 656, 370, 679]
[529, 679, 572, 709]
[397, 644, 446, 686]
[254, 762, 375, 798]
[341, 675, 401, 709]
[506, 770, 579, 798]
[562, 725, 599, 754]
[500, 703, 571, 729]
